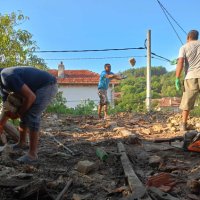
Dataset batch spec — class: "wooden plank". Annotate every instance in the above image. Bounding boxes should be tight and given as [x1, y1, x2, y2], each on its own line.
[117, 142, 152, 200]
[55, 179, 73, 200]
[14, 180, 54, 200]
[0, 178, 31, 188]
[4, 122, 19, 142]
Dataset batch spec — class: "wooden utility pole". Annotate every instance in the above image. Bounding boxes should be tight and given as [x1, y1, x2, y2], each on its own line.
[146, 30, 151, 112]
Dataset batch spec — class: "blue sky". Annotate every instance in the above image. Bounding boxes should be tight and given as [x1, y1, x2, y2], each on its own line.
[1, 0, 200, 73]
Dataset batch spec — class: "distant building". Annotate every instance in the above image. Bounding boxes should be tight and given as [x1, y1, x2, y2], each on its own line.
[48, 62, 118, 108]
[153, 97, 181, 112]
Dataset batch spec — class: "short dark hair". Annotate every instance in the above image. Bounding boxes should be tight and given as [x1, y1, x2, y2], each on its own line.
[104, 63, 111, 68]
[187, 30, 199, 40]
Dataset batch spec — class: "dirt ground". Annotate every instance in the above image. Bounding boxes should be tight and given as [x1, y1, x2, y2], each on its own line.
[0, 112, 200, 200]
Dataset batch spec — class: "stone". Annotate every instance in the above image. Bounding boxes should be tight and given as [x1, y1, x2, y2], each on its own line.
[77, 160, 96, 174]
[105, 121, 117, 129]
[187, 180, 200, 194]
[72, 193, 92, 200]
[142, 128, 151, 135]
[148, 187, 179, 200]
[127, 134, 141, 145]
[170, 127, 177, 131]
[149, 155, 162, 168]
[196, 123, 200, 128]
[187, 194, 200, 200]
[146, 172, 176, 192]
[152, 124, 163, 133]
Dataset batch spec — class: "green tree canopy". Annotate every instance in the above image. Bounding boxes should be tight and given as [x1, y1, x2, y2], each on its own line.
[0, 12, 47, 69]
[115, 66, 181, 112]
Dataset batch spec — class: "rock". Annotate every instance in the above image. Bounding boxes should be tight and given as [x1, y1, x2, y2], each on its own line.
[0, 165, 15, 177]
[146, 172, 176, 192]
[119, 129, 133, 137]
[170, 127, 177, 131]
[148, 187, 179, 200]
[187, 180, 200, 194]
[196, 123, 200, 128]
[73, 193, 92, 200]
[142, 128, 151, 135]
[127, 134, 141, 145]
[113, 127, 124, 133]
[149, 155, 162, 168]
[77, 160, 96, 174]
[152, 124, 163, 133]
[187, 194, 200, 200]
[105, 121, 117, 129]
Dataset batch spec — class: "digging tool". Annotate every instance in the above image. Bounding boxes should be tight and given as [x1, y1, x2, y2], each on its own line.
[45, 132, 77, 156]
[0, 93, 22, 143]
[153, 131, 200, 152]
[183, 131, 200, 152]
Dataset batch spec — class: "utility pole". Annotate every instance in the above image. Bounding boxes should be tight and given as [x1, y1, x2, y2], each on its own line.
[146, 30, 151, 112]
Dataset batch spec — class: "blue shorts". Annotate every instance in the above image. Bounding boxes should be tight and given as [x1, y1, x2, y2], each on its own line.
[20, 83, 58, 132]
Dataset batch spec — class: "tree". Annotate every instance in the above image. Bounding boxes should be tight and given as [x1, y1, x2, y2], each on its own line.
[0, 12, 47, 69]
[114, 66, 180, 112]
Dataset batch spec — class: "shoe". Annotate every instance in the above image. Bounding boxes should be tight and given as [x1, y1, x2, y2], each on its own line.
[180, 123, 187, 131]
[17, 154, 38, 165]
[10, 143, 29, 151]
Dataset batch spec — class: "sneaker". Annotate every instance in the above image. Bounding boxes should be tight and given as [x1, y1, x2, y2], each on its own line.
[180, 123, 187, 131]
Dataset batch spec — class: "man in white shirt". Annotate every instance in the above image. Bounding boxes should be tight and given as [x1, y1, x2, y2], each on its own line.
[176, 30, 200, 131]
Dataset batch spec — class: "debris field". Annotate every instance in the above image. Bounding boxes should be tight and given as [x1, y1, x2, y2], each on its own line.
[0, 112, 200, 200]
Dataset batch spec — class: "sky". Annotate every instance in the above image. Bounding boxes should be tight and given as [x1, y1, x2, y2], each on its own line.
[1, 0, 200, 74]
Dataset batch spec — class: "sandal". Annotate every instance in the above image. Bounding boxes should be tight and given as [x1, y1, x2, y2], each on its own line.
[17, 154, 38, 164]
[10, 143, 29, 151]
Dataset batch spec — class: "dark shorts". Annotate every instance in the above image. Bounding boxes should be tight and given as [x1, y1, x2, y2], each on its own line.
[20, 83, 58, 132]
[98, 89, 109, 106]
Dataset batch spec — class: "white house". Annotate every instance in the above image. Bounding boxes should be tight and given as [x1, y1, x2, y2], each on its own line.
[48, 62, 118, 108]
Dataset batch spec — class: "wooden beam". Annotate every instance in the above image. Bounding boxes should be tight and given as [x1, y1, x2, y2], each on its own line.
[55, 179, 73, 200]
[118, 142, 152, 199]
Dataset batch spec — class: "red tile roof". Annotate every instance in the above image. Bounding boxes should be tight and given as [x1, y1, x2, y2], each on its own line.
[158, 97, 181, 107]
[48, 69, 118, 85]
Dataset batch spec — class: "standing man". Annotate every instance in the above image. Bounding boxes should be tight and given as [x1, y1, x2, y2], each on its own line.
[0, 66, 57, 164]
[98, 63, 121, 119]
[176, 30, 200, 131]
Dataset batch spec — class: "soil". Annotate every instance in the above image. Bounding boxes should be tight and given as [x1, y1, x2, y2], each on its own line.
[0, 112, 200, 200]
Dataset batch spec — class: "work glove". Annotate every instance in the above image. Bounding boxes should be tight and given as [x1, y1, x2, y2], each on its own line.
[175, 78, 181, 91]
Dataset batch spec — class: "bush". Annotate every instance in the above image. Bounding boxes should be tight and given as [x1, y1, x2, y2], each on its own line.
[46, 92, 97, 116]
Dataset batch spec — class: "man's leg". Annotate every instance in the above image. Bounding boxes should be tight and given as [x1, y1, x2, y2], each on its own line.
[18, 125, 28, 146]
[180, 110, 189, 131]
[98, 104, 102, 119]
[104, 104, 108, 119]
[28, 131, 38, 159]
[182, 110, 189, 123]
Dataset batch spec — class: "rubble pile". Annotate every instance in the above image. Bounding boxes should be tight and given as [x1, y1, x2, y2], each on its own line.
[0, 112, 199, 199]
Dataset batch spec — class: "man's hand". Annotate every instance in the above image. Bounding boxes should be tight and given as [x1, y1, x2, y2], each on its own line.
[175, 78, 181, 91]
[6, 111, 19, 119]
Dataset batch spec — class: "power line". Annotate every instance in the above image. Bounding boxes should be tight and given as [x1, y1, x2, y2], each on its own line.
[151, 52, 171, 62]
[34, 47, 145, 53]
[157, 0, 187, 35]
[44, 55, 146, 61]
[156, 0, 185, 44]
[43, 55, 171, 63]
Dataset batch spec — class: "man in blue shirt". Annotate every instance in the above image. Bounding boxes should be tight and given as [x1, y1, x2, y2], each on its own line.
[98, 63, 121, 119]
[0, 66, 57, 164]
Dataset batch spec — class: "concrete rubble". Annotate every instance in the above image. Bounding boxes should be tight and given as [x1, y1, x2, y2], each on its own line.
[0, 111, 199, 199]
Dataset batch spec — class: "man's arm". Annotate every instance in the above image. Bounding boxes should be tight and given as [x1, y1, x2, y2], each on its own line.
[17, 84, 36, 117]
[176, 57, 184, 78]
[105, 74, 122, 80]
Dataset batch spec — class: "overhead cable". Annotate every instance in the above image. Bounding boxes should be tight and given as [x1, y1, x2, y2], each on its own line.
[34, 47, 145, 53]
[44, 55, 146, 61]
[156, 0, 185, 44]
[157, 0, 187, 35]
